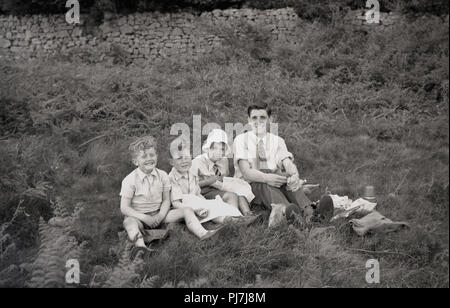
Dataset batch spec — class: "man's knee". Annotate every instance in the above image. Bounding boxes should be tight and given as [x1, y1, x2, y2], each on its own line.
[251, 182, 289, 208]
[250, 182, 272, 192]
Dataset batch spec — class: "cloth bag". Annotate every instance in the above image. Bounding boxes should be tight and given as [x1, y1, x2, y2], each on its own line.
[268, 203, 287, 228]
[350, 211, 410, 236]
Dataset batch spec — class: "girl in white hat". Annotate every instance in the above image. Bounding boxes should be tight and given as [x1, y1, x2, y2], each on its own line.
[192, 129, 256, 216]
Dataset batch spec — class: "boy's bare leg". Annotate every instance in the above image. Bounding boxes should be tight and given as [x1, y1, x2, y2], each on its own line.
[222, 192, 239, 208]
[123, 217, 146, 247]
[212, 216, 234, 224]
[238, 196, 252, 215]
[164, 207, 208, 238]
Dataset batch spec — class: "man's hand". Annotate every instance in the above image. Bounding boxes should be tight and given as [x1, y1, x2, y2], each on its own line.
[142, 214, 161, 229]
[286, 174, 306, 192]
[216, 173, 224, 182]
[264, 173, 288, 188]
[194, 208, 208, 219]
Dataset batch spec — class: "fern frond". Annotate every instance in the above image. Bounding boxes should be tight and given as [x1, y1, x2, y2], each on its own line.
[103, 240, 144, 288]
[139, 275, 160, 288]
[26, 217, 86, 288]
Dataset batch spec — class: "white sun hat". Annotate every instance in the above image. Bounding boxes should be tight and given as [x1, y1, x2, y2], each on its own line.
[202, 129, 231, 155]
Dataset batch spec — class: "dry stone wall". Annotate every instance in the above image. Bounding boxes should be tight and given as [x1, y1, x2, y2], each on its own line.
[0, 8, 402, 62]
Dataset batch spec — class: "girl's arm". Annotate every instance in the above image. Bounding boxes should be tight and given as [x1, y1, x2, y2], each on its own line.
[223, 158, 230, 177]
[199, 175, 217, 187]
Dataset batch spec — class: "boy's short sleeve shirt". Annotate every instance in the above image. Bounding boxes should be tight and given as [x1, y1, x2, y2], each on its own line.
[191, 153, 228, 180]
[168, 167, 202, 202]
[120, 167, 171, 213]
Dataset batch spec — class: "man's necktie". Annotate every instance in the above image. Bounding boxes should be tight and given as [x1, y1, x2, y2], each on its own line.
[257, 139, 268, 170]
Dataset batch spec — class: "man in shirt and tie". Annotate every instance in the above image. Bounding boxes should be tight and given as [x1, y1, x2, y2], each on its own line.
[232, 103, 334, 224]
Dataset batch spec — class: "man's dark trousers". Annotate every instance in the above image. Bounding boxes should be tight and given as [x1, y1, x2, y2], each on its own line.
[250, 182, 312, 215]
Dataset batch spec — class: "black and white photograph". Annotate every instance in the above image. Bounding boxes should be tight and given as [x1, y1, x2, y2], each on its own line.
[0, 0, 448, 290]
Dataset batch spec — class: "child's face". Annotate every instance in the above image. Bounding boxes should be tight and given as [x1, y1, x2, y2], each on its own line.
[170, 149, 192, 174]
[208, 142, 226, 162]
[134, 147, 157, 174]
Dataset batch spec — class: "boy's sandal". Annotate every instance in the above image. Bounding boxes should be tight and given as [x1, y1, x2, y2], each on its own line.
[130, 246, 157, 261]
[132, 233, 144, 244]
[130, 233, 157, 260]
[200, 226, 225, 241]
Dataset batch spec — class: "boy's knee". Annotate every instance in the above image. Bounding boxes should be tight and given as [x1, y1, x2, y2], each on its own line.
[224, 192, 238, 200]
[123, 216, 139, 228]
[182, 207, 195, 216]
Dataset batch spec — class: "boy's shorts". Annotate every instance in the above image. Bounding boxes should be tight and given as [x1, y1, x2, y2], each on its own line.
[201, 186, 226, 199]
[125, 210, 164, 231]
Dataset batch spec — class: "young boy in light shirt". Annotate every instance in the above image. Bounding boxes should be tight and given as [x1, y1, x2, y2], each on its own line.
[119, 136, 220, 259]
[167, 141, 244, 224]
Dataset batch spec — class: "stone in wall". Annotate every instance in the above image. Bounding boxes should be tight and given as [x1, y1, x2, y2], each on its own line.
[0, 37, 11, 48]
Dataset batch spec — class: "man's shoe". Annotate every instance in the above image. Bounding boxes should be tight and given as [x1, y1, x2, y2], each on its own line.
[200, 226, 225, 241]
[312, 195, 334, 223]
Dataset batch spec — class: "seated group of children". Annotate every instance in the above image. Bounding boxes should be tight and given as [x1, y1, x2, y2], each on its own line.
[120, 129, 259, 259]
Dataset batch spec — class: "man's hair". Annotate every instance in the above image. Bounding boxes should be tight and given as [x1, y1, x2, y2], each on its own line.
[247, 103, 272, 117]
[128, 135, 157, 161]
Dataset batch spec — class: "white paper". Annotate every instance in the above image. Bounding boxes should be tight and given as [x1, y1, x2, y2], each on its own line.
[330, 194, 377, 221]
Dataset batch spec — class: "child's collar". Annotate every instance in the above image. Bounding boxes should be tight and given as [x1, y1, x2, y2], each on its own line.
[136, 167, 157, 181]
[171, 167, 190, 180]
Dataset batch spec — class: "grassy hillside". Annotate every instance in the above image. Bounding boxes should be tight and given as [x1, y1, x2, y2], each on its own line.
[0, 14, 448, 287]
